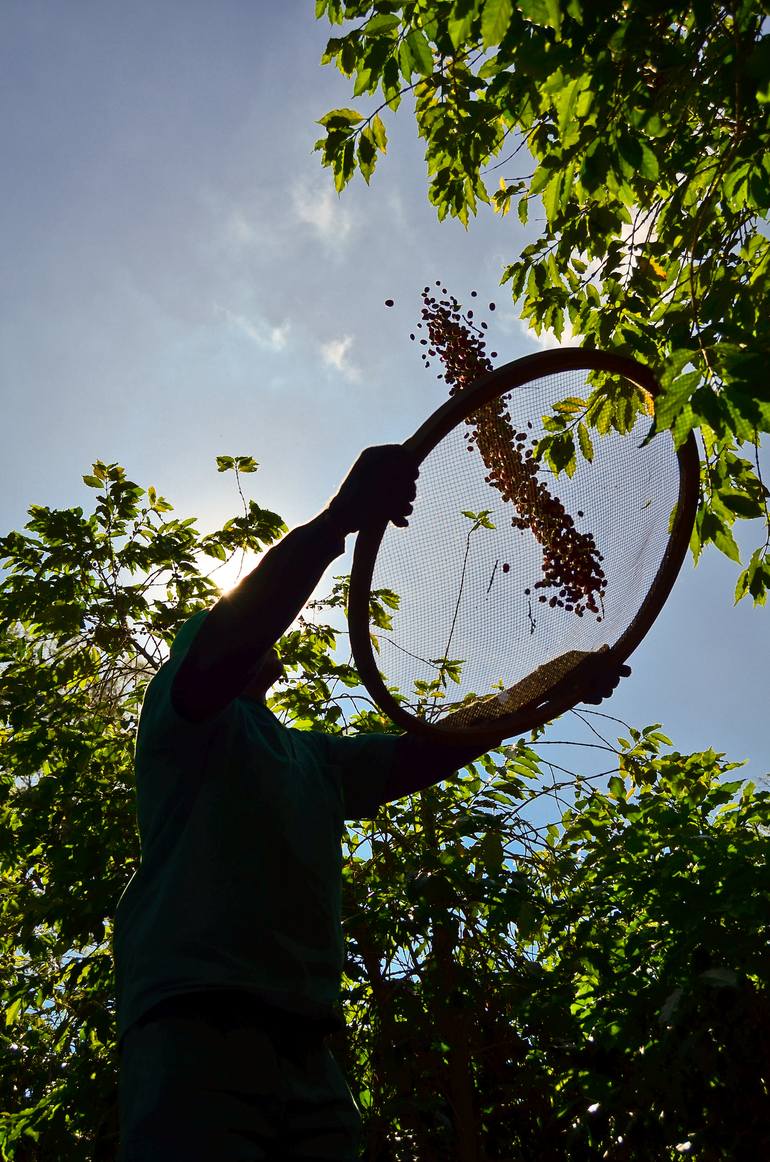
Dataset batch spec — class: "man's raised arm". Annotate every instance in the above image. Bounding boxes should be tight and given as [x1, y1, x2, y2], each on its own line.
[171, 445, 419, 722]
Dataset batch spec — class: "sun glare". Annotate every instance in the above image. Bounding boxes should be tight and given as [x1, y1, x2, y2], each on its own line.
[208, 551, 260, 596]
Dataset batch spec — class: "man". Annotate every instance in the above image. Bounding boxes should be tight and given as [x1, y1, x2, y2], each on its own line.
[114, 445, 627, 1160]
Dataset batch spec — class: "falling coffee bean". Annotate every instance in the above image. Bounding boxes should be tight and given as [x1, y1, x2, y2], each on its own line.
[410, 283, 607, 620]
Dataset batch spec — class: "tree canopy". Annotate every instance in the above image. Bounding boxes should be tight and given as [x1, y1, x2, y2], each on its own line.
[315, 0, 770, 603]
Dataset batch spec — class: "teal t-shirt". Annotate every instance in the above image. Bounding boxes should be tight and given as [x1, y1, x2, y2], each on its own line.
[113, 615, 399, 1044]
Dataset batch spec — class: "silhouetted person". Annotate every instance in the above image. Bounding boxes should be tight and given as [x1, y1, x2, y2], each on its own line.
[113, 445, 626, 1160]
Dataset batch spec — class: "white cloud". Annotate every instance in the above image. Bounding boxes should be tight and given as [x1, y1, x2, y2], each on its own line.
[200, 186, 278, 257]
[292, 183, 353, 244]
[320, 334, 360, 381]
[385, 189, 409, 230]
[217, 305, 290, 351]
[518, 317, 577, 349]
[224, 209, 265, 249]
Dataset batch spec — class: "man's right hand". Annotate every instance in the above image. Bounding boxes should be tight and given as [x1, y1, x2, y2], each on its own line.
[326, 445, 420, 536]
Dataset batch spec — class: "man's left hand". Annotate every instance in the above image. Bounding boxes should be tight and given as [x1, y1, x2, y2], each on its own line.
[581, 660, 632, 705]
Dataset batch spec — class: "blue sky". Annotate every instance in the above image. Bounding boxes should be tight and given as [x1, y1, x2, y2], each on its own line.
[1, 1, 767, 781]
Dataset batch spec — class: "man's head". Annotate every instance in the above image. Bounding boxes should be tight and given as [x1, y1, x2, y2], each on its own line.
[170, 611, 285, 706]
[242, 646, 285, 704]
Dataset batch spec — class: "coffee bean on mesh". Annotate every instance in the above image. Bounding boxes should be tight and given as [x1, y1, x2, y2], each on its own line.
[414, 284, 606, 619]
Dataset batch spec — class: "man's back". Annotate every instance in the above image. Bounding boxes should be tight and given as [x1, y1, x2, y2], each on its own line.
[113, 615, 398, 1048]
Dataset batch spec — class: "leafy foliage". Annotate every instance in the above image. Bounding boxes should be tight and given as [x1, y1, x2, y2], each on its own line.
[315, 0, 770, 602]
[329, 726, 770, 1159]
[0, 460, 285, 1158]
[1, 462, 769, 1159]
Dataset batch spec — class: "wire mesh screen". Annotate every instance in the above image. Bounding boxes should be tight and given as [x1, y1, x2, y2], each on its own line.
[368, 368, 680, 730]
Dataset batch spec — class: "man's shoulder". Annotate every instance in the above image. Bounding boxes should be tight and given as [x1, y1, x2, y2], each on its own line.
[136, 653, 237, 751]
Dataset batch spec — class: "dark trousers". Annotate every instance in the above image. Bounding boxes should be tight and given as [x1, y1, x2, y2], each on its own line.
[117, 991, 362, 1161]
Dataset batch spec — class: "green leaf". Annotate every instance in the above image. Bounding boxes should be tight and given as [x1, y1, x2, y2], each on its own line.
[405, 29, 433, 76]
[82, 475, 103, 489]
[530, 159, 554, 197]
[216, 455, 235, 472]
[363, 13, 400, 36]
[577, 421, 594, 462]
[317, 107, 364, 127]
[542, 170, 564, 221]
[235, 456, 259, 473]
[461, 509, 496, 530]
[353, 66, 374, 95]
[478, 831, 505, 872]
[429, 656, 465, 684]
[519, 0, 561, 33]
[552, 396, 586, 413]
[202, 539, 227, 561]
[334, 137, 356, 192]
[699, 508, 742, 563]
[398, 40, 414, 81]
[541, 432, 576, 476]
[340, 36, 357, 76]
[639, 141, 659, 181]
[734, 548, 769, 605]
[655, 370, 701, 430]
[358, 126, 378, 182]
[5, 997, 23, 1027]
[376, 587, 400, 610]
[718, 489, 763, 519]
[448, 8, 474, 50]
[364, 117, 384, 158]
[608, 775, 626, 800]
[481, 0, 513, 49]
[552, 75, 585, 134]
